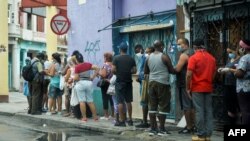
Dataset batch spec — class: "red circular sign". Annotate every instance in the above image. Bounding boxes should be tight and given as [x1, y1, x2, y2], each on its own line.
[50, 14, 70, 35]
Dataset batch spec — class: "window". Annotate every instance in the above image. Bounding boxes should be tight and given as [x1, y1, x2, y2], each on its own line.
[27, 13, 32, 30]
[8, 4, 12, 23]
[37, 16, 45, 32]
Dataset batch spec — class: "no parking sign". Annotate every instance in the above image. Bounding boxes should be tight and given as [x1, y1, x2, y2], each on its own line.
[50, 14, 70, 35]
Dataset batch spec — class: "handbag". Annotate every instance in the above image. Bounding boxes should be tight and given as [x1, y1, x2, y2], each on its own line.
[107, 85, 115, 95]
[97, 78, 108, 87]
[59, 75, 65, 90]
[70, 88, 79, 106]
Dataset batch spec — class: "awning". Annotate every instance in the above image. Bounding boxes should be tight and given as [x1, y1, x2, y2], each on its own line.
[98, 10, 175, 33]
[21, 0, 67, 17]
[120, 20, 174, 33]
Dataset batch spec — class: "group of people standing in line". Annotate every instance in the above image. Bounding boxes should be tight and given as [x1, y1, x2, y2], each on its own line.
[22, 37, 250, 141]
[132, 38, 250, 141]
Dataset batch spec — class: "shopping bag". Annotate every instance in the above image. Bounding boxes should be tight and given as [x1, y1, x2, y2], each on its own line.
[70, 88, 79, 106]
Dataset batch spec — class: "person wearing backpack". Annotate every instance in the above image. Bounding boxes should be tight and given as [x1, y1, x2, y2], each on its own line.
[28, 52, 45, 115]
[22, 57, 31, 112]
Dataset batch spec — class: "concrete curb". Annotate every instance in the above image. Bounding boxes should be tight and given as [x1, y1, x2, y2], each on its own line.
[0, 111, 124, 134]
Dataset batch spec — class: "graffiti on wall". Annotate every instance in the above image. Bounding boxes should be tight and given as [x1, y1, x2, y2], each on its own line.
[84, 40, 102, 66]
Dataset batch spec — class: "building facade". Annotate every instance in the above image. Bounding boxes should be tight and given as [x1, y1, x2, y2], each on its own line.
[68, 0, 178, 120]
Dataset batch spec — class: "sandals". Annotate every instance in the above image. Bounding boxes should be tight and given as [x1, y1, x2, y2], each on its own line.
[81, 118, 88, 123]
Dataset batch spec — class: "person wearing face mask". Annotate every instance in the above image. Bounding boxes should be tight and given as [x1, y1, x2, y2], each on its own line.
[175, 38, 195, 134]
[220, 39, 250, 125]
[218, 47, 240, 125]
[135, 46, 154, 128]
[134, 44, 144, 76]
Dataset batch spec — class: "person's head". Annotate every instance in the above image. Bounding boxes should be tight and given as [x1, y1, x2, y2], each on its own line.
[145, 46, 155, 57]
[239, 39, 250, 54]
[68, 56, 77, 67]
[44, 54, 48, 61]
[153, 40, 164, 52]
[52, 52, 61, 64]
[36, 52, 45, 61]
[118, 42, 128, 54]
[177, 38, 189, 52]
[226, 46, 237, 59]
[71, 50, 83, 63]
[104, 52, 113, 62]
[134, 44, 144, 54]
[25, 57, 31, 65]
[193, 38, 206, 50]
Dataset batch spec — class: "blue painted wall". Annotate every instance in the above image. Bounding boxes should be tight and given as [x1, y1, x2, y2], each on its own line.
[121, 0, 176, 18]
[68, 0, 113, 66]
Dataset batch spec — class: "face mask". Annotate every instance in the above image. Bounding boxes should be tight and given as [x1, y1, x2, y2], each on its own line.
[177, 45, 183, 52]
[228, 53, 236, 59]
[136, 53, 142, 58]
[145, 54, 149, 57]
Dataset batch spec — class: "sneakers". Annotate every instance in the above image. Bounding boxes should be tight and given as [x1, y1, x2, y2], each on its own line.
[157, 128, 170, 136]
[127, 120, 133, 126]
[192, 135, 205, 141]
[114, 121, 126, 127]
[148, 129, 158, 136]
[135, 122, 150, 128]
[178, 126, 192, 134]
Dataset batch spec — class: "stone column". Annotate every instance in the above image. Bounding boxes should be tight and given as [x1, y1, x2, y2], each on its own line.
[12, 44, 20, 91]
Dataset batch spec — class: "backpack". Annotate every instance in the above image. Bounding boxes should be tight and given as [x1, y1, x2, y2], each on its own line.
[22, 60, 39, 82]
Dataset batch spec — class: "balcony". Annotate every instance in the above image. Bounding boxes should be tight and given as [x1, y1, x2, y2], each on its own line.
[8, 23, 21, 38]
[21, 29, 46, 43]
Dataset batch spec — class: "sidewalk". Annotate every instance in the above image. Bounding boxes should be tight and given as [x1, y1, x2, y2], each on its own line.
[0, 92, 224, 141]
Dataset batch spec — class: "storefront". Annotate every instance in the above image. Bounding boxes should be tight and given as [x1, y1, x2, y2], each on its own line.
[190, 0, 250, 130]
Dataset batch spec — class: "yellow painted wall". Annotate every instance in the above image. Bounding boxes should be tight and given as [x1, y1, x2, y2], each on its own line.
[0, 0, 9, 100]
[46, 6, 57, 60]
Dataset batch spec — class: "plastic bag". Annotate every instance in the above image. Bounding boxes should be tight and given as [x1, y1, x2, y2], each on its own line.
[70, 88, 79, 106]
[59, 75, 65, 90]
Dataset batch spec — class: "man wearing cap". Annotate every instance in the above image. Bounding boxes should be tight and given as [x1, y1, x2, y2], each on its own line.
[186, 39, 216, 141]
[112, 42, 137, 127]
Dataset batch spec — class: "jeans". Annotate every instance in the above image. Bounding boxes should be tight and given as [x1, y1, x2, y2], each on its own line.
[192, 92, 213, 137]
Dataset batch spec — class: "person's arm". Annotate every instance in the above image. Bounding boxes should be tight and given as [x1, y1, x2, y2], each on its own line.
[175, 53, 188, 73]
[64, 68, 71, 82]
[61, 64, 70, 76]
[90, 65, 100, 80]
[45, 63, 56, 76]
[74, 73, 80, 81]
[131, 66, 137, 74]
[162, 54, 176, 74]
[234, 69, 245, 78]
[186, 70, 192, 99]
[144, 58, 150, 75]
[112, 64, 117, 75]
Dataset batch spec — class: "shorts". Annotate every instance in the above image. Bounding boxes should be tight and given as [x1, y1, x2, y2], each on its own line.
[43, 79, 50, 94]
[179, 87, 193, 110]
[74, 80, 94, 102]
[48, 84, 63, 99]
[115, 81, 133, 104]
[140, 79, 149, 106]
[148, 81, 171, 114]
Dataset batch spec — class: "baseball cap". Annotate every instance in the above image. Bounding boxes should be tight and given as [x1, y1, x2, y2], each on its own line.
[118, 42, 128, 49]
